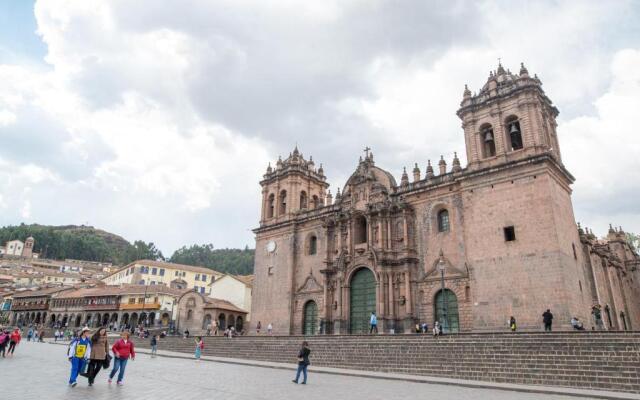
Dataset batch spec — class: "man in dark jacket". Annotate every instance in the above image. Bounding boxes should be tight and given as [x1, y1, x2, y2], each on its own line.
[542, 309, 554, 332]
[292, 341, 311, 384]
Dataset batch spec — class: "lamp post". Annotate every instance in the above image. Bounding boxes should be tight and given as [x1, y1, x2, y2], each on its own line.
[437, 251, 449, 334]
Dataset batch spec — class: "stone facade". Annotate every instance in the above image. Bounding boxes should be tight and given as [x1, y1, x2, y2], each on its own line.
[176, 291, 248, 334]
[251, 63, 640, 335]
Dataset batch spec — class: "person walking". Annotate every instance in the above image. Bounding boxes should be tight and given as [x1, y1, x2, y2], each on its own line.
[7, 328, 21, 356]
[256, 321, 261, 335]
[292, 341, 311, 384]
[369, 312, 378, 334]
[27, 327, 33, 342]
[267, 323, 273, 335]
[54, 329, 61, 342]
[433, 321, 441, 336]
[542, 309, 554, 332]
[68, 327, 92, 387]
[0, 329, 9, 357]
[150, 334, 158, 357]
[87, 327, 109, 386]
[509, 316, 517, 332]
[194, 336, 204, 361]
[109, 331, 135, 386]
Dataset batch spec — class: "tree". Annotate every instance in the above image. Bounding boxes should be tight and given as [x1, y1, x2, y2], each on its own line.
[170, 244, 254, 275]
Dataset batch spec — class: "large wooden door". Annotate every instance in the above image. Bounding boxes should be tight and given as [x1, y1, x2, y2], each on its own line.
[303, 301, 318, 335]
[349, 268, 376, 334]
[435, 289, 459, 333]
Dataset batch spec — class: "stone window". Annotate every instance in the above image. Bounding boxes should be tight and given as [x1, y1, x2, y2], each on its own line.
[267, 194, 275, 218]
[437, 209, 450, 233]
[279, 190, 287, 215]
[312, 195, 320, 209]
[159, 268, 165, 276]
[187, 309, 193, 320]
[308, 235, 318, 255]
[354, 215, 367, 244]
[504, 226, 516, 241]
[151, 267, 157, 275]
[300, 191, 308, 209]
[480, 123, 496, 158]
[505, 115, 523, 151]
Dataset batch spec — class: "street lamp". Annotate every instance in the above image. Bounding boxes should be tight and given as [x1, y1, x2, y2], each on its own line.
[437, 250, 449, 334]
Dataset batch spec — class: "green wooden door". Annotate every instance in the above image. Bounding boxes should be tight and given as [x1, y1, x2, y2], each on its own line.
[350, 268, 376, 334]
[435, 289, 459, 333]
[303, 301, 318, 335]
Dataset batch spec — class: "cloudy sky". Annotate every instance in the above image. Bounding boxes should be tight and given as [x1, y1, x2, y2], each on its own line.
[0, 0, 638, 254]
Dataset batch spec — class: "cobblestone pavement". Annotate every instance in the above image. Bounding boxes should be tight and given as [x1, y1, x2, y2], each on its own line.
[3, 341, 583, 400]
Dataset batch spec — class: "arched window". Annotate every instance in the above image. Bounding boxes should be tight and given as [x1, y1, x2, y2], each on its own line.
[267, 194, 275, 218]
[506, 116, 523, 151]
[187, 310, 193, 320]
[312, 195, 320, 209]
[480, 123, 496, 158]
[279, 190, 287, 215]
[437, 209, 450, 232]
[300, 191, 308, 209]
[354, 215, 367, 244]
[308, 235, 317, 255]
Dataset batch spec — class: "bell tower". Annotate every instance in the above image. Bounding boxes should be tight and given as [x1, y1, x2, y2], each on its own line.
[259, 146, 329, 226]
[457, 62, 562, 171]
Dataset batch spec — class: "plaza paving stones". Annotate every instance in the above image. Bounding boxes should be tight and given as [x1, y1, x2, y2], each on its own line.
[0, 341, 618, 400]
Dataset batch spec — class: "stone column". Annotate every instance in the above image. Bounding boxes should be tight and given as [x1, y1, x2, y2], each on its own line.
[386, 219, 391, 249]
[405, 271, 412, 315]
[402, 212, 408, 248]
[387, 272, 395, 331]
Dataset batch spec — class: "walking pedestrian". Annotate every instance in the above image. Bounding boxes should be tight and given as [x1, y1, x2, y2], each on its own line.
[194, 336, 204, 361]
[27, 327, 33, 342]
[542, 309, 554, 332]
[87, 327, 110, 386]
[54, 329, 61, 342]
[267, 323, 273, 335]
[150, 334, 158, 357]
[292, 341, 311, 384]
[369, 312, 378, 334]
[68, 327, 92, 387]
[8, 328, 21, 356]
[0, 329, 9, 357]
[109, 331, 135, 386]
[212, 320, 218, 336]
[256, 321, 261, 335]
[509, 316, 517, 332]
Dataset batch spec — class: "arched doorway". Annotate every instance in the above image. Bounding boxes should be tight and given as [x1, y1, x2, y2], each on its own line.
[130, 313, 139, 327]
[203, 314, 212, 330]
[101, 314, 110, 326]
[434, 289, 460, 333]
[236, 316, 243, 332]
[218, 313, 226, 330]
[349, 268, 376, 334]
[228, 315, 236, 330]
[75, 315, 81, 327]
[161, 313, 170, 326]
[62, 314, 69, 327]
[303, 300, 318, 335]
[122, 313, 130, 327]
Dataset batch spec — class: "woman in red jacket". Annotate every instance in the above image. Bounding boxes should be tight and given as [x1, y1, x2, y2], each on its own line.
[108, 331, 135, 385]
[8, 328, 21, 356]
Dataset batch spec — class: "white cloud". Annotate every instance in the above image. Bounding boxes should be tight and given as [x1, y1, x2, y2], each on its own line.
[0, 0, 637, 254]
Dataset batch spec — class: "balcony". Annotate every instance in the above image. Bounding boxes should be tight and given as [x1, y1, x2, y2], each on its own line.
[119, 302, 161, 311]
[11, 303, 48, 311]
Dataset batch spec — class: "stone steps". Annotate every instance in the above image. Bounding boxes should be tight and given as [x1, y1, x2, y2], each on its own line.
[131, 332, 640, 393]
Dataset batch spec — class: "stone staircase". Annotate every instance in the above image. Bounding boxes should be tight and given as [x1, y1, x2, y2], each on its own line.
[131, 332, 640, 393]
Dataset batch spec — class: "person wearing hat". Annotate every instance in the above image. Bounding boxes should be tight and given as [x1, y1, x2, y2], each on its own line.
[67, 327, 92, 387]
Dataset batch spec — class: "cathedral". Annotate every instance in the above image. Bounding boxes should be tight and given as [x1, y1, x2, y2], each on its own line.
[251, 63, 640, 335]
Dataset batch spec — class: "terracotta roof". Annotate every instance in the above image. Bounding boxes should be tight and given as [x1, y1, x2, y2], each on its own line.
[58, 284, 186, 298]
[12, 286, 72, 298]
[203, 298, 248, 314]
[233, 274, 255, 287]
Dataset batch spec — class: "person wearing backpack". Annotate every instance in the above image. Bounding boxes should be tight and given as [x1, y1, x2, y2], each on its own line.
[68, 327, 92, 387]
[109, 331, 135, 385]
[87, 327, 110, 386]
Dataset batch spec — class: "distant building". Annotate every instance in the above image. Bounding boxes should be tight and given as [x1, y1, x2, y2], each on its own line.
[0, 237, 39, 259]
[102, 260, 224, 294]
[210, 274, 253, 322]
[176, 291, 248, 334]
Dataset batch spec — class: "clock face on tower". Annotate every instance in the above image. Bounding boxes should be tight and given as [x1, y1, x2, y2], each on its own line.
[266, 240, 277, 253]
